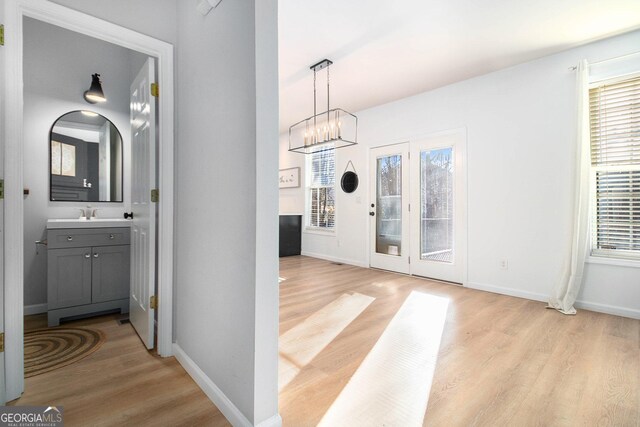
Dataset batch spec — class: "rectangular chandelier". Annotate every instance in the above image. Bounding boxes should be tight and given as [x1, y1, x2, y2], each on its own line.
[288, 59, 358, 154]
[288, 108, 357, 154]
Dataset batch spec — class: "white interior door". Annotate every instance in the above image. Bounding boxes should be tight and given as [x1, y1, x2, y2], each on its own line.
[410, 131, 466, 284]
[369, 143, 411, 274]
[130, 58, 157, 349]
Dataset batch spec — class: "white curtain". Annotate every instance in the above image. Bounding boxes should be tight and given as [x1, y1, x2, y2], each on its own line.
[548, 59, 591, 315]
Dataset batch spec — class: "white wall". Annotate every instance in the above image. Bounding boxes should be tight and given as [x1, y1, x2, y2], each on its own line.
[22, 18, 148, 308]
[278, 137, 305, 215]
[175, 1, 279, 425]
[280, 29, 640, 318]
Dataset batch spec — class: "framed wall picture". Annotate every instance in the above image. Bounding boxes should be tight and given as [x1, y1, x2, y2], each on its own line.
[279, 167, 300, 189]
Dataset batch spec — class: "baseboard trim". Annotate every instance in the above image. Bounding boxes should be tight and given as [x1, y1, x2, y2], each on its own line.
[574, 300, 640, 320]
[173, 344, 251, 426]
[300, 251, 369, 268]
[466, 282, 640, 319]
[256, 414, 283, 427]
[24, 303, 48, 315]
[465, 282, 548, 303]
[173, 344, 281, 427]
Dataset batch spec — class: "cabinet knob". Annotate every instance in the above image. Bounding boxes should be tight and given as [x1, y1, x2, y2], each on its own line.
[93, 253, 99, 258]
[109, 234, 115, 239]
[67, 236, 73, 241]
[84, 253, 91, 259]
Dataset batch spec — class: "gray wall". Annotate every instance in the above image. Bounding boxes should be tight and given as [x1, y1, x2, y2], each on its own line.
[22, 1, 280, 423]
[23, 18, 148, 307]
[50, 0, 178, 44]
[175, 0, 279, 424]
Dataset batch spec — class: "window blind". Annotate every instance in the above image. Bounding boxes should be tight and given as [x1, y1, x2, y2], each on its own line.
[589, 75, 640, 257]
[589, 77, 640, 166]
[308, 149, 336, 228]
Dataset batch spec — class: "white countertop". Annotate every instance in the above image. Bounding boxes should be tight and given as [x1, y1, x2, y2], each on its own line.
[47, 218, 132, 229]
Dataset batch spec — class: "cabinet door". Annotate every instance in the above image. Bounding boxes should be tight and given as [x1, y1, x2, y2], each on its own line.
[48, 247, 92, 309]
[92, 245, 130, 303]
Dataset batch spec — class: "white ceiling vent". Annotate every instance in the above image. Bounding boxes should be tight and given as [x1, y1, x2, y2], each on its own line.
[197, 0, 222, 16]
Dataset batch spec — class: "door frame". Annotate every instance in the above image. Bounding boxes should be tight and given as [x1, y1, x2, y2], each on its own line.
[367, 129, 468, 286]
[3, 0, 175, 400]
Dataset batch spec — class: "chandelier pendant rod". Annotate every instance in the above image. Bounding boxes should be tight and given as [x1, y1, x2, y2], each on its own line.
[313, 68, 317, 143]
[327, 65, 331, 139]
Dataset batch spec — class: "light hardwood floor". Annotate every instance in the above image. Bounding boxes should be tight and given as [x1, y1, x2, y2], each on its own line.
[279, 256, 640, 427]
[12, 314, 231, 427]
[10, 256, 640, 426]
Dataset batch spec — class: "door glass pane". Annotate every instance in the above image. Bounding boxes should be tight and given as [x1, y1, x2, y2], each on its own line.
[421, 147, 453, 263]
[376, 155, 402, 256]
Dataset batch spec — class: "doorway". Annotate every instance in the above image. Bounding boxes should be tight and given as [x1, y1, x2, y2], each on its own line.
[369, 130, 467, 284]
[3, 0, 175, 402]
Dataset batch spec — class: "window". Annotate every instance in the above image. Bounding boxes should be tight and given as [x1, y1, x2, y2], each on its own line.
[307, 148, 336, 229]
[589, 75, 640, 259]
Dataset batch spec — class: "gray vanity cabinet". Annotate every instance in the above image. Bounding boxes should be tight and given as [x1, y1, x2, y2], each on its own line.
[47, 227, 130, 326]
[91, 245, 130, 303]
[47, 247, 93, 310]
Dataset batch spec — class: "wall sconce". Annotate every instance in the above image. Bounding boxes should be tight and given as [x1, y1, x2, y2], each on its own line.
[83, 73, 106, 104]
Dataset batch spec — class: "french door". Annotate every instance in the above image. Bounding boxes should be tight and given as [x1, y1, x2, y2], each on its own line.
[369, 131, 466, 284]
[410, 131, 466, 283]
[369, 143, 411, 274]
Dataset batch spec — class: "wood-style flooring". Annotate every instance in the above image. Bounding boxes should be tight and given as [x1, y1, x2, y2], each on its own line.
[10, 256, 640, 426]
[279, 256, 640, 426]
[12, 314, 230, 426]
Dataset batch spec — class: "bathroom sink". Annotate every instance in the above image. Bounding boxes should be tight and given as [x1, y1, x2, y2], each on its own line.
[47, 218, 132, 229]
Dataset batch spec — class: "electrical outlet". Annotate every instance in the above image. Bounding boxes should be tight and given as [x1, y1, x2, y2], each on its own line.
[500, 259, 509, 270]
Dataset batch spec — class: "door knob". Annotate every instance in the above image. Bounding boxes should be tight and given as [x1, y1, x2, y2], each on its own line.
[369, 212, 375, 216]
[67, 236, 73, 241]
[124, 212, 134, 219]
[93, 253, 99, 258]
[84, 253, 91, 259]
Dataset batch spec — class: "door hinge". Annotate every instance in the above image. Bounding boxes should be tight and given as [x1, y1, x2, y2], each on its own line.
[150, 295, 158, 310]
[151, 82, 159, 98]
[151, 189, 159, 203]
[408, 203, 411, 212]
[408, 256, 411, 264]
[0, 25, 5, 46]
[0, 332, 4, 353]
[0, 179, 4, 199]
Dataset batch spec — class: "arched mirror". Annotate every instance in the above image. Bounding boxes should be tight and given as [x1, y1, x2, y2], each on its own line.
[50, 111, 123, 202]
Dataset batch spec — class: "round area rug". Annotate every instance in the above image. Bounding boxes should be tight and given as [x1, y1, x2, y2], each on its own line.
[24, 327, 105, 378]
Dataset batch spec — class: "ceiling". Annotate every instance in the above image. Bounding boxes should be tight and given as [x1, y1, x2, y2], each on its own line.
[278, 0, 640, 132]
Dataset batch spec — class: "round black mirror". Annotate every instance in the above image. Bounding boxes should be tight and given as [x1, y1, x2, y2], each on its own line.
[341, 171, 359, 193]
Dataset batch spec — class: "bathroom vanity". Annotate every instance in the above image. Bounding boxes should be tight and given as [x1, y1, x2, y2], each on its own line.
[46, 219, 131, 326]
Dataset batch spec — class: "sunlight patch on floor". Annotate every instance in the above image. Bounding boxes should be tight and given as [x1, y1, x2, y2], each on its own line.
[279, 292, 375, 391]
[318, 291, 449, 427]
